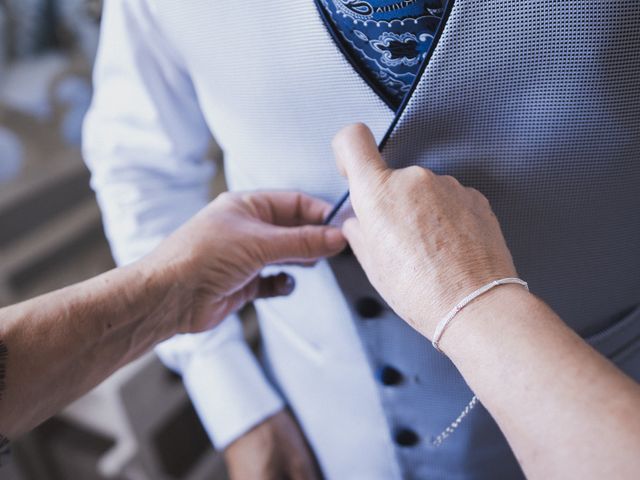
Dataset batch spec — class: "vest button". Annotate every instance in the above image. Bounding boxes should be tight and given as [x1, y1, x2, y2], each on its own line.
[377, 366, 404, 386]
[355, 297, 383, 318]
[394, 428, 420, 447]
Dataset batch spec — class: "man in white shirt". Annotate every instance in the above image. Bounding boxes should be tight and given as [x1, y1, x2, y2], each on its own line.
[84, 2, 403, 478]
[83, 1, 640, 479]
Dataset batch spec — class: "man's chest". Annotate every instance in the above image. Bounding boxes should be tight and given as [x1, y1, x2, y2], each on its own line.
[151, 1, 394, 199]
[151, 1, 640, 330]
[151, 1, 640, 176]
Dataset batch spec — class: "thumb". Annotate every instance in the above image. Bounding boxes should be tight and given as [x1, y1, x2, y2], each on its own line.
[262, 225, 347, 263]
[332, 123, 389, 189]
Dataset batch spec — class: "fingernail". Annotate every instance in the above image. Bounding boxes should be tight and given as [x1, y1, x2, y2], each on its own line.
[280, 274, 296, 295]
[325, 228, 346, 250]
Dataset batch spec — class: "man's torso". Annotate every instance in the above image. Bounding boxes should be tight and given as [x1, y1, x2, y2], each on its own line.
[146, 1, 640, 478]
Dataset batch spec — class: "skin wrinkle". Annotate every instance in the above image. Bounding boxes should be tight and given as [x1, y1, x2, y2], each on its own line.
[292, 192, 306, 226]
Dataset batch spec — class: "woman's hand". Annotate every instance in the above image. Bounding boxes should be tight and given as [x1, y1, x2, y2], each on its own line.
[332, 124, 640, 480]
[224, 410, 321, 480]
[332, 123, 516, 338]
[145, 191, 347, 334]
[0, 190, 345, 440]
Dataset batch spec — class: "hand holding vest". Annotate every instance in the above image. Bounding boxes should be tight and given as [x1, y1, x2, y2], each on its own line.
[332, 123, 517, 339]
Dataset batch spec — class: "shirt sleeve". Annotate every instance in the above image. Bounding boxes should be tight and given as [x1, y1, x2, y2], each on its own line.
[83, 0, 284, 449]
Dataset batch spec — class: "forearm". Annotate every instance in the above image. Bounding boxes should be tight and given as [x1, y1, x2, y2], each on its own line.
[332, 124, 640, 478]
[0, 260, 181, 438]
[0, 187, 344, 441]
[441, 286, 640, 479]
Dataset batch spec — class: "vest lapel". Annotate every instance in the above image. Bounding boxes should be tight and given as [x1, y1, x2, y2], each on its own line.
[378, 0, 456, 147]
[323, 0, 456, 223]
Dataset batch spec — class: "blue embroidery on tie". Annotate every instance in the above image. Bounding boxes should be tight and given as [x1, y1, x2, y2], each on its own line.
[320, 0, 445, 109]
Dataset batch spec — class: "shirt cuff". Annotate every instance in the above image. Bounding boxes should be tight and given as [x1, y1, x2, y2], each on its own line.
[182, 340, 285, 449]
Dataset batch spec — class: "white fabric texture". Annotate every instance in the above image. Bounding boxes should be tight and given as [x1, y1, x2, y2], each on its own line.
[84, 1, 400, 477]
[84, 0, 640, 478]
[83, 0, 285, 450]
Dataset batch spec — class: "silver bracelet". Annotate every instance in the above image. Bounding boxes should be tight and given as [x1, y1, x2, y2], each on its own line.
[432, 277, 529, 352]
[430, 277, 529, 447]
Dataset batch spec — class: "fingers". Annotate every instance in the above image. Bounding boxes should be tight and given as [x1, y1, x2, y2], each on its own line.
[246, 191, 333, 227]
[332, 123, 389, 188]
[262, 225, 347, 264]
[222, 273, 296, 317]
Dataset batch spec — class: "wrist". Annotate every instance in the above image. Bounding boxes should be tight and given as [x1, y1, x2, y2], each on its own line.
[436, 284, 538, 360]
[129, 257, 187, 341]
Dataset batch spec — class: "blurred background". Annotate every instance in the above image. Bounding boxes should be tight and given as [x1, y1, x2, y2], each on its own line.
[0, 1, 237, 478]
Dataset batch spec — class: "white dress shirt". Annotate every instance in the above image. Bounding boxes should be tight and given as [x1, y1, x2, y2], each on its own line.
[84, 1, 400, 478]
[83, 1, 640, 478]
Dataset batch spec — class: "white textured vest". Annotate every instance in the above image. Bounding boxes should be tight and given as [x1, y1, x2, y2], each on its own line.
[153, 1, 640, 478]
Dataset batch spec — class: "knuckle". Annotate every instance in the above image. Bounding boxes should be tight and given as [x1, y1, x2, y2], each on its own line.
[297, 226, 317, 257]
[405, 165, 427, 176]
[467, 187, 492, 209]
[218, 191, 247, 209]
[239, 192, 256, 204]
[405, 165, 433, 184]
[439, 175, 464, 191]
[441, 174, 458, 185]
[216, 191, 234, 203]
[471, 187, 490, 203]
